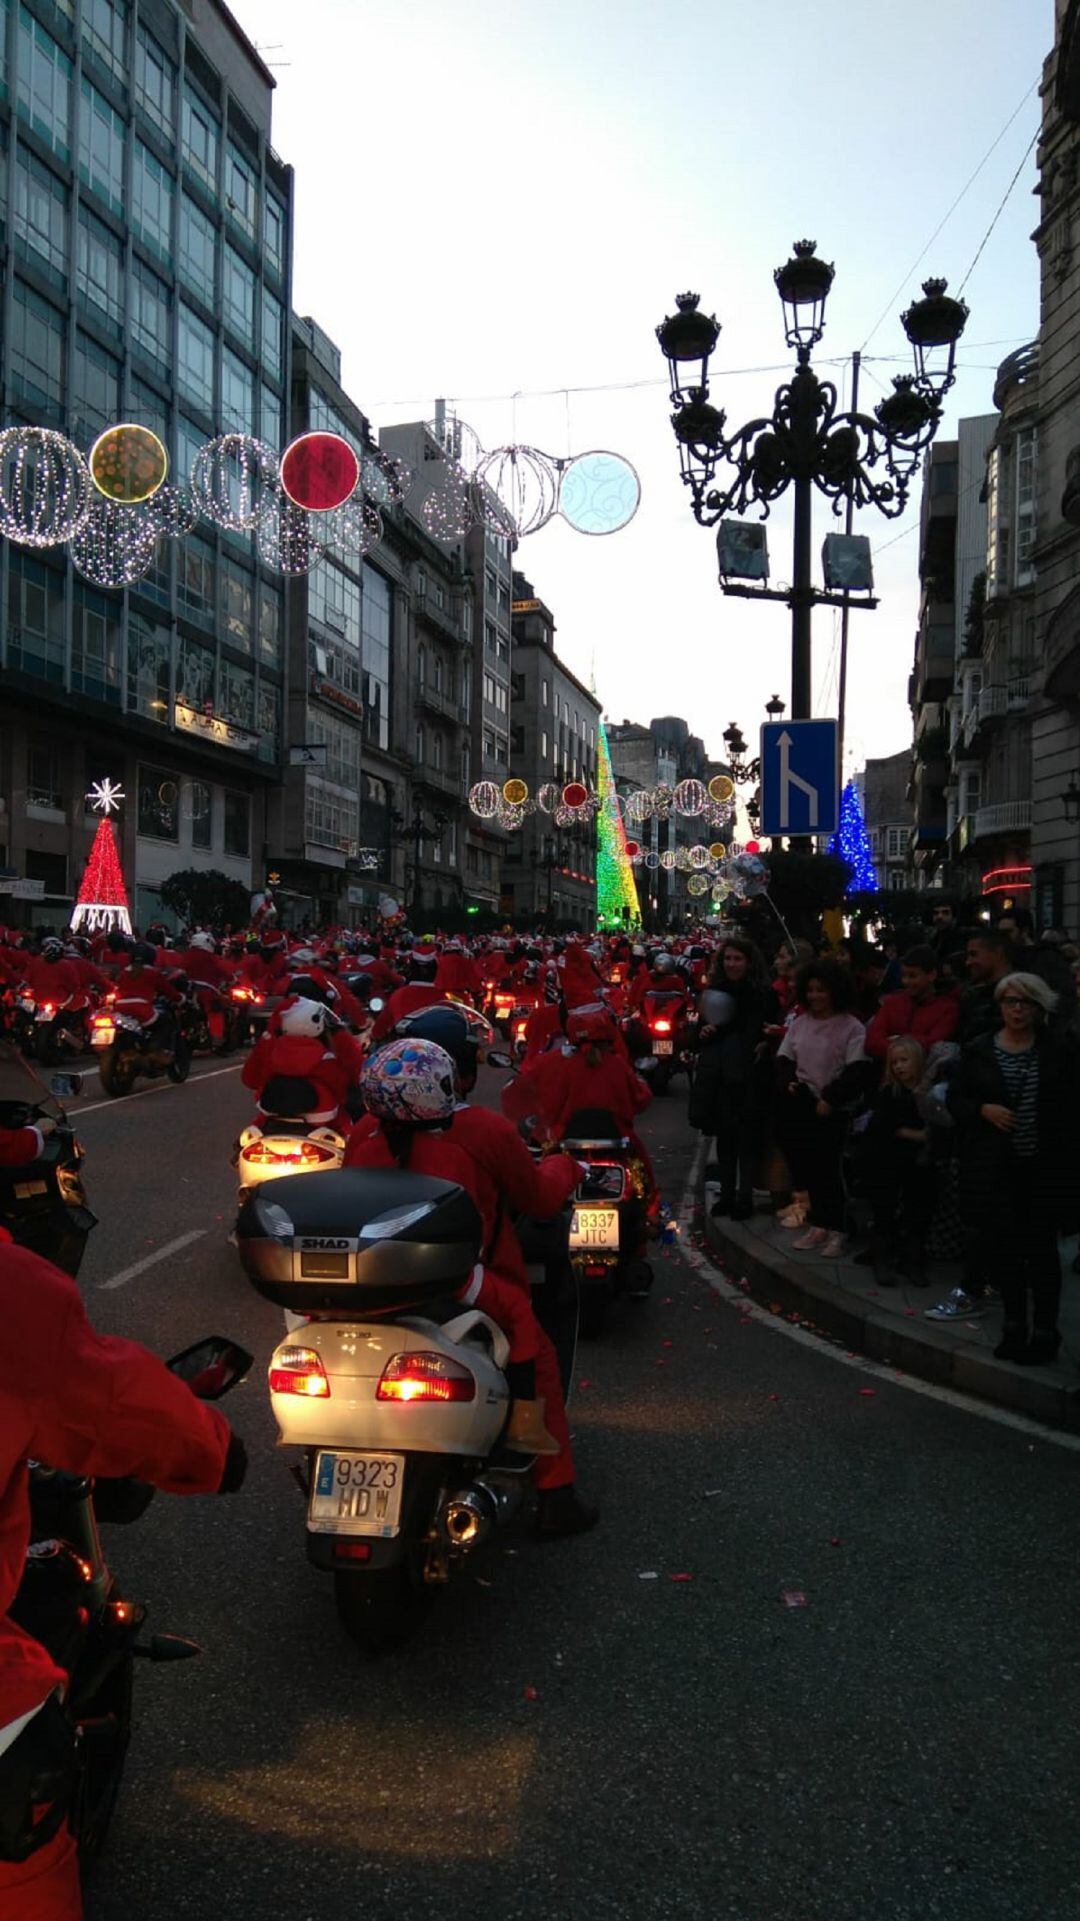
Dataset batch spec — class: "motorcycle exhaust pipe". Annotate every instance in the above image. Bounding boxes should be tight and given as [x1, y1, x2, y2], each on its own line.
[440, 1484, 498, 1549]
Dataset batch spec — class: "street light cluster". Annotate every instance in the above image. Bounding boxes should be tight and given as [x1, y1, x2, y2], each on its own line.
[655, 242, 969, 723]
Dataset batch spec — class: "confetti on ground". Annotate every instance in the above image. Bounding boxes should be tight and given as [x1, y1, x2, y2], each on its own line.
[738, 1317, 753, 1326]
[829, 1537, 842, 1547]
[522, 1685, 539, 1701]
[858, 1387, 877, 1398]
[661, 1338, 674, 1348]
[669, 1572, 693, 1583]
[703, 1489, 723, 1498]
[638, 1571, 659, 1580]
[903, 1308, 917, 1318]
[578, 1379, 593, 1390]
[781, 1590, 808, 1609]
[767, 1392, 780, 1402]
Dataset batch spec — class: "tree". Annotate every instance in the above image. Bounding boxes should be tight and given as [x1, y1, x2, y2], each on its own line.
[731, 849, 851, 946]
[159, 868, 253, 934]
[828, 780, 878, 895]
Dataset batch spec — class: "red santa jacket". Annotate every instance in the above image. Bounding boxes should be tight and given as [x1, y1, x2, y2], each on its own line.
[865, 989, 961, 1061]
[20, 956, 82, 1008]
[0, 1125, 44, 1168]
[0, 1246, 229, 1727]
[513, 1047, 653, 1142]
[241, 1026, 365, 1122]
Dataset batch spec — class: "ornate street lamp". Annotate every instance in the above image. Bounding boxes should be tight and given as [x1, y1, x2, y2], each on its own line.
[1062, 776, 1080, 824]
[391, 801, 450, 916]
[656, 243, 969, 723]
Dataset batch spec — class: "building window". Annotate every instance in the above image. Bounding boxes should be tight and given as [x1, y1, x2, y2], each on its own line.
[175, 413, 206, 489]
[304, 779, 358, 851]
[127, 613, 171, 722]
[219, 658, 254, 732]
[256, 680, 280, 761]
[261, 286, 282, 382]
[13, 150, 68, 282]
[138, 763, 179, 841]
[16, 10, 71, 160]
[541, 680, 549, 706]
[259, 382, 282, 448]
[131, 139, 173, 263]
[307, 708, 360, 788]
[182, 85, 218, 194]
[264, 192, 286, 276]
[130, 258, 170, 371]
[220, 556, 253, 652]
[417, 643, 426, 686]
[485, 619, 497, 656]
[7, 552, 65, 680]
[71, 580, 121, 702]
[310, 557, 361, 641]
[179, 192, 216, 307]
[885, 826, 905, 860]
[541, 730, 548, 759]
[27, 739, 63, 810]
[176, 633, 215, 710]
[76, 206, 122, 332]
[82, 0, 127, 80]
[78, 78, 125, 215]
[9, 280, 65, 417]
[1015, 426, 1037, 587]
[415, 722, 426, 765]
[361, 564, 392, 752]
[73, 331, 120, 439]
[224, 144, 256, 237]
[223, 245, 255, 347]
[135, 25, 174, 137]
[220, 347, 253, 433]
[177, 535, 215, 627]
[258, 585, 281, 667]
[190, 778, 212, 848]
[177, 302, 214, 413]
[431, 732, 444, 771]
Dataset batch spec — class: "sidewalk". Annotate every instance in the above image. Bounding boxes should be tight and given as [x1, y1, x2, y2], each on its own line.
[702, 1181, 1080, 1432]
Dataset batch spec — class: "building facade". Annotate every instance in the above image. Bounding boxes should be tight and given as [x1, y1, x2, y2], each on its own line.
[0, 0, 293, 930]
[502, 570, 599, 928]
[1030, 0, 1080, 932]
[608, 715, 710, 929]
[860, 750, 912, 891]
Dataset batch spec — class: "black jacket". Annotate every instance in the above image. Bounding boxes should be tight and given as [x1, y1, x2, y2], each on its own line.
[945, 1030, 1080, 1235]
[688, 982, 777, 1138]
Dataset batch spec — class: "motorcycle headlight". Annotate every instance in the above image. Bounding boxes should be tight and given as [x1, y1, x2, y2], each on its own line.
[57, 1168, 83, 1204]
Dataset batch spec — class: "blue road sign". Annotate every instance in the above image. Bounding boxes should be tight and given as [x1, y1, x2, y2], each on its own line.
[759, 720, 839, 837]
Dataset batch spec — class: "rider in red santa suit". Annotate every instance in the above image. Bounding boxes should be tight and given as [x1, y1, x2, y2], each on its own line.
[515, 1006, 653, 1145]
[0, 1240, 243, 1921]
[241, 997, 366, 1130]
[19, 940, 83, 1012]
[110, 941, 183, 1024]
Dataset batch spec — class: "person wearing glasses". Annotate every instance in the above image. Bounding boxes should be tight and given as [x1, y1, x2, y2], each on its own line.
[945, 973, 1080, 1364]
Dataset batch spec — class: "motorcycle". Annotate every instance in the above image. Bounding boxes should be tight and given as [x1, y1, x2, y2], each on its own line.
[32, 996, 90, 1067]
[234, 1117, 347, 1200]
[0, 1048, 96, 1275]
[8, 1336, 251, 1868]
[237, 1168, 552, 1655]
[560, 1106, 653, 1337]
[634, 987, 696, 1094]
[89, 998, 191, 1099]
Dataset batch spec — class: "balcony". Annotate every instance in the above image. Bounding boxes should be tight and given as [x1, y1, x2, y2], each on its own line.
[416, 681, 466, 726]
[914, 625, 955, 704]
[415, 593, 464, 645]
[973, 800, 1032, 841]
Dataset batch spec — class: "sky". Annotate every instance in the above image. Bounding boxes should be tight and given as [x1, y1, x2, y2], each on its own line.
[234, 0, 1051, 775]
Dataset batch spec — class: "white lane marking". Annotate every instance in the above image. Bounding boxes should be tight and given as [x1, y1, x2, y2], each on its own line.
[99, 1228, 206, 1291]
[674, 1136, 1080, 1455]
[75, 1061, 243, 1118]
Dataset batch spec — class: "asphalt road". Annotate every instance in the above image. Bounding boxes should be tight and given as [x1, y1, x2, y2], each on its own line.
[57, 1053, 1080, 1921]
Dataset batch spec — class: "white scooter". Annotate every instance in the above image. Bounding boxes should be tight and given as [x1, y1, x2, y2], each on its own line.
[236, 1167, 538, 1655]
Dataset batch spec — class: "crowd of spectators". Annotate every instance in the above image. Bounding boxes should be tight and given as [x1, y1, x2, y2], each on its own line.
[691, 907, 1080, 1367]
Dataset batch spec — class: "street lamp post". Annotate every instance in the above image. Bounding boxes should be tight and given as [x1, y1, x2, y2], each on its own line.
[530, 831, 562, 922]
[391, 801, 450, 919]
[656, 245, 968, 725]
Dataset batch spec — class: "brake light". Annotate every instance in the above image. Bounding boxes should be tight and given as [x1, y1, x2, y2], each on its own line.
[376, 1352, 476, 1403]
[332, 1541, 372, 1562]
[243, 1140, 335, 1166]
[92, 1017, 116, 1045]
[652, 1018, 672, 1033]
[269, 1347, 330, 1397]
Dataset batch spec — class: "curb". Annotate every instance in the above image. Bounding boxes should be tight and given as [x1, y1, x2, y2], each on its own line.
[703, 1207, 1080, 1434]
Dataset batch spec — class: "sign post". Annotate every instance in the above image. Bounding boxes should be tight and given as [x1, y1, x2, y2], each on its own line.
[759, 720, 839, 839]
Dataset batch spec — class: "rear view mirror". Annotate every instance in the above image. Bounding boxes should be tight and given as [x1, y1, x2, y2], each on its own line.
[50, 1072, 83, 1098]
[166, 1336, 253, 1399]
[486, 1049, 514, 1070]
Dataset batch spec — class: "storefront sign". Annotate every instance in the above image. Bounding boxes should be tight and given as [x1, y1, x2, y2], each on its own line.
[0, 877, 46, 898]
[288, 743, 329, 767]
[311, 677, 363, 717]
[174, 703, 258, 753]
[347, 849, 381, 873]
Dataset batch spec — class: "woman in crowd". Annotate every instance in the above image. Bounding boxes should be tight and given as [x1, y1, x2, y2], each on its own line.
[854, 1036, 937, 1284]
[690, 935, 778, 1220]
[775, 958, 869, 1258]
[946, 972, 1079, 1363]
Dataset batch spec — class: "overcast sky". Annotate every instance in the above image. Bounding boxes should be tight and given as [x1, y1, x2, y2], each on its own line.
[235, 0, 1049, 773]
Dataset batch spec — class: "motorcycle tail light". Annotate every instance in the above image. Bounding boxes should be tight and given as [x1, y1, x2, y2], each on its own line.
[269, 1347, 330, 1397]
[41, 1002, 55, 1017]
[91, 1018, 116, 1045]
[652, 1018, 672, 1033]
[376, 1352, 476, 1403]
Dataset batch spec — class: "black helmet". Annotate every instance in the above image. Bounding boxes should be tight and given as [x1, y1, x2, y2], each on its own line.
[132, 940, 156, 966]
[40, 937, 64, 962]
[107, 930, 132, 954]
[393, 1004, 478, 1091]
[286, 971, 332, 1007]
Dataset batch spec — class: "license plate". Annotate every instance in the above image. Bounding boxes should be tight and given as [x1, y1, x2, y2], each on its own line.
[92, 1027, 115, 1047]
[654, 1038, 674, 1055]
[308, 1451, 404, 1537]
[570, 1206, 620, 1250]
[14, 1181, 47, 1198]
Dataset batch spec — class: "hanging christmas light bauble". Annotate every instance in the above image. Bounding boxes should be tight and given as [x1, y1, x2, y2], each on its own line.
[558, 449, 641, 536]
[469, 781, 500, 819]
[554, 804, 574, 828]
[419, 463, 473, 540]
[89, 423, 168, 504]
[0, 427, 91, 548]
[72, 498, 160, 587]
[147, 483, 200, 537]
[624, 790, 653, 824]
[281, 431, 359, 512]
[687, 874, 709, 897]
[496, 801, 525, 830]
[652, 782, 674, 817]
[709, 773, 735, 803]
[474, 445, 559, 538]
[709, 841, 727, 860]
[644, 851, 660, 870]
[191, 433, 279, 531]
[362, 447, 412, 509]
[562, 781, 588, 809]
[323, 495, 383, 556]
[675, 847, 692, 871]
[537, 782, 559, 814]
[674, 778, 708, 817]
[660, 849, 677, 871]
[624, 839, 640, 858]
[687, 844, 712, 870]
[503, 777, 529, 805]
[257, 493, 326, 574]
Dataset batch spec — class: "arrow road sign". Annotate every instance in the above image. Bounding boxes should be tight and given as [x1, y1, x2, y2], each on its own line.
[760, 720, 839, 837]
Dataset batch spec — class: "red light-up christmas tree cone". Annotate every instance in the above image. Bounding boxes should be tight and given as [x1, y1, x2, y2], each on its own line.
[70, 778, 133, 936]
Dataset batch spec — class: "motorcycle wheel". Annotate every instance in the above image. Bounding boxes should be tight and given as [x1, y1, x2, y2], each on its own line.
[37, 1023, 61, 1067]
[652, 1063, 672, 1095]
[578, 1286, 609, 1339]
[333, 1560, 432, 1657]
[75, 1649, 133, 1864]
[167, 1046, 192, 1084]
[99, 1053, 135, 1099]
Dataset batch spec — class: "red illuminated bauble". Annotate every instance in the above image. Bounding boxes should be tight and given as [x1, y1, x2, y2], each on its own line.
[624, 839, 640, 858]
[562, 781, 588, 809]
[280, 432, 360, 513]
[745, 839, 761, 854]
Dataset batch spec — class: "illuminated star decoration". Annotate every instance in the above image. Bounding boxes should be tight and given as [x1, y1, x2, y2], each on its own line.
[86, 777, 125, 816]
